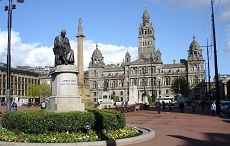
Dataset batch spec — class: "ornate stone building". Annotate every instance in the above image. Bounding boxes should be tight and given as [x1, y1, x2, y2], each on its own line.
[0, 63, 40, 103]
[88, 9, 205, 103]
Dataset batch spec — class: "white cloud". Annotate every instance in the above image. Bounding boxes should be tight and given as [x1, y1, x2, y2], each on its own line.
[223, 24, 230, 53]
[82, 40, 137, 70]
[222, 10, 230, 22]
[0, 30, 137, 71]
[0, 30, 54, 67]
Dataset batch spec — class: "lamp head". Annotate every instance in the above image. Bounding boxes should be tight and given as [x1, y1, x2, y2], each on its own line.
[17, 0, 25, 3]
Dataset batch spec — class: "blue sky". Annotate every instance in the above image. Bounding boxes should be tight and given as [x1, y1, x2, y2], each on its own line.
[0, 0, 230, 79]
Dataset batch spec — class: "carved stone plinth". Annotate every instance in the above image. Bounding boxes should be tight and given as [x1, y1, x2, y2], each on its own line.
[47, 65, 85, 112]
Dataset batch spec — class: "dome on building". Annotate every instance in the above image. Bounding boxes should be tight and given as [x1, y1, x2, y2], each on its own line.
[189, 36, 201, 51]
[92, 44, 103, 58]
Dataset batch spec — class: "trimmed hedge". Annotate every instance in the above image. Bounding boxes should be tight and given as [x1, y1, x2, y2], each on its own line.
[1, 110, 95, 134]
[1, 109, 126, 134]
[90, 109, 126, 130]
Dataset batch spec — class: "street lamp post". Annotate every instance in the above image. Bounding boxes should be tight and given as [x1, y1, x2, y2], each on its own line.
[150, 54, 154, 102]
[158, 79, 161, 99]
[201, 40, 212, 102]
[211, 0, 220, 113]
[5, 0, 24, 112]
[126, 65, 130, 101]
[143, 67, 146, 96]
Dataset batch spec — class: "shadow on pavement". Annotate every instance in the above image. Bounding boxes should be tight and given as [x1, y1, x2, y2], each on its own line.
[222, 119, 230, 124]
[168, 133, 230, 146]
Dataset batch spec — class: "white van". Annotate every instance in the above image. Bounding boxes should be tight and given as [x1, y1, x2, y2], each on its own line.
[158, 97, 174, 105]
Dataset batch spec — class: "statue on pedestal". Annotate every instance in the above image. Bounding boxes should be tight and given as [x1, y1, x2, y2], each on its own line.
[53, 29, 75, 66]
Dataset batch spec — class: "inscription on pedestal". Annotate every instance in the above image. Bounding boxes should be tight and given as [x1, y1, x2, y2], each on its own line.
[61, 79, 77, 86]
[60, 78, 77, 96]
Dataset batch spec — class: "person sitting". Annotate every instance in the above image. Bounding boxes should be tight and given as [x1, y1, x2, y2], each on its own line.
[53, 29, 75, 66]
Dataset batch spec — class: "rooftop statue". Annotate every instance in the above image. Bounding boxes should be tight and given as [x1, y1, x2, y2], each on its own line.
[53, 29, 75, 66]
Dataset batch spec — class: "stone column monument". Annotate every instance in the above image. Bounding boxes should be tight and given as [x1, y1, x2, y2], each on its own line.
[77, 17, 85, 84]
[47, 29, 85, 112]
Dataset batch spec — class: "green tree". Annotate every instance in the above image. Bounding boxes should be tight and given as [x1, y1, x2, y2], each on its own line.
[27, 83, 51, 100]
[39, 83, 51, 98]
[147, 94, 153, 103]
[27, 84, 40, 97]
[171, 77, 190, 97]
[111, 94, 120, 102]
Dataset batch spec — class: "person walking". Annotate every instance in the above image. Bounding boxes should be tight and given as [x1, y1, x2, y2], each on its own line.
[210, 101, 216, 116]
[162, 101, 166, 112]
[179, 101, 184, 113]
[41, 100, 46, 109]
[156, 100, 161, 114]
[10, 101, 17, 112]
[168, 101, 172, 112]
[192, 102, 196, 112]
[201, 100, 205, 112]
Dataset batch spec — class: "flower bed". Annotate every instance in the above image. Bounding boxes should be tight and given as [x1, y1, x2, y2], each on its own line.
[0, 109, 139, 143]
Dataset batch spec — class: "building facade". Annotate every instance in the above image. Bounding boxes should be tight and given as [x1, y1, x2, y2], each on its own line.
[88, 9, 205, 103]
[218, 74, 230, 100]
[0, 63, 40, 103]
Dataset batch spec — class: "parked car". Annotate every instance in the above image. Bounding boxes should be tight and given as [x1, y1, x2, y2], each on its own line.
[220, 101, 230, 115]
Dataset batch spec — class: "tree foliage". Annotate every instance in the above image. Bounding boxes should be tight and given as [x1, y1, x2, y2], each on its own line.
[171, 77, 190, 97]
[147, 94, 153, 103]
[39, 83, 51, 98]
[27, 83, 51, 98]
[111, 94, 120, 102]
[27, 84, 40, 97]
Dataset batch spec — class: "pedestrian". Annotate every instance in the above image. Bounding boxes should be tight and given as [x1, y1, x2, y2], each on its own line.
[10, 101, 17, 112]
[210, 101, 216, 116]
[156, 100, 161, 114]
[201, 100, 205, 112]
[162, 101, 166, 112]
[41, 100, 46, 109]
[179, 101, 184, 113]
[192, 102, 195, 112]
[168, 101, 172, 112]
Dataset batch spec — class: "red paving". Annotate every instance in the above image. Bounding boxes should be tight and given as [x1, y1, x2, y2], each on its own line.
[125, 108, 230, 146]
[1, 105, 230, 146]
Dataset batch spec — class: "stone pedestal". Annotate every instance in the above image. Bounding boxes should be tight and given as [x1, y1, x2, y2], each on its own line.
[47, 65, 85, 112]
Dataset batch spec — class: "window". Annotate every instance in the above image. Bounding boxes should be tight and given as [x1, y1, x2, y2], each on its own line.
[166, 90, 169, 94]
[120, 91, 123, 95]
[93, 81, 97, 88]
[166, 78, 170, 85]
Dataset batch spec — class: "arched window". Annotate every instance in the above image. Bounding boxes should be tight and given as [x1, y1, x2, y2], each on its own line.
[93, 81, 97, 88]
[166, 77, 170, 85]
[142, 67, 145, 74]
[134, 79, 137, 85]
